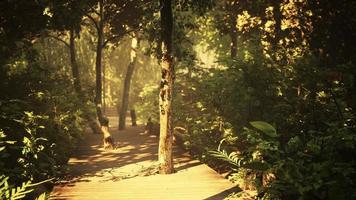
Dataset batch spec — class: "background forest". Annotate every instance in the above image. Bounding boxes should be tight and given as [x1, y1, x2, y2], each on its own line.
[0, 0, 355, 199]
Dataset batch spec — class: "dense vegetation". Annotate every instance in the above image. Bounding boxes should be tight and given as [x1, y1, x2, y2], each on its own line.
[1, 0, 355, 199]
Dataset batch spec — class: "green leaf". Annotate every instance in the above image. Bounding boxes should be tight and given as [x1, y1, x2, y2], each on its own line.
[241, 161, 269, 171]
[36, 193, 47, 200]
[0, 176, 9, 187]
[250, 121, 277, 137]
[209, 150, 241, 168]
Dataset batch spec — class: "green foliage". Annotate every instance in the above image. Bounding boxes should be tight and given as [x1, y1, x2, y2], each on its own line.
[209, 149, 240, 170]
[0, 176, 34, 200]
[136, 84, 160, 123]
[1, 1, 356, 200]
[250, 121, 277, 138]
[0, 141, 34, 199]
[0, 43, 88, 198]
[212, 122, 356, 199]
[0, 175, 52, 200]
[170, 11, 356, 197]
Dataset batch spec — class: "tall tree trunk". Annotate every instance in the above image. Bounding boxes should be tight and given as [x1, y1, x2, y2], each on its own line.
[118, 37, 139, 130]
[95, 0, 105, 124]
[158, 0, 174, 174]
[69, 28, 82, 94]
[93, 1, 114, 148]
[65, 28, 101, 135]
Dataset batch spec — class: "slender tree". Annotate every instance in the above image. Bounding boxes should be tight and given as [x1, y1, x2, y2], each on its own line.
[87, 0, 106, 123]
[47, 31, 81, 93]
[83, 0, 153, 145]
[91, 1, 116, 146]
[158, 0, 175, 174]
[47, 31, 104, 135]
[69, 27, 82, 94]
[118, 36, 139, 130]
[83, 0, 113, 122]
[82, 0, 119, 147]
[45, 0, 105, 135]
[85, 0, 148, 122]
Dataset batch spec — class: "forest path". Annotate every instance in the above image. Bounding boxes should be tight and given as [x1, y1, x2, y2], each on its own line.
[50, 111, 237, 200]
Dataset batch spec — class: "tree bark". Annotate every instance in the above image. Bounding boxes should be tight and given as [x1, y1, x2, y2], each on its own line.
[158, 0, 175, 174]
[118, 37, 139, 130]
[95, 0, 105, 123]
[130, 109, 137, 126]
[92, 1, 114, 147]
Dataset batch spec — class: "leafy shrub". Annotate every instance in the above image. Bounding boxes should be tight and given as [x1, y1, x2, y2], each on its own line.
[211, 121, 356, 200]
[136, 84, 159, 123]
[0, 49, 87, 198]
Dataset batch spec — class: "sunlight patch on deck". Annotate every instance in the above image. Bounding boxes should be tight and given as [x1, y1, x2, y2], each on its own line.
[51, 121, 239, 200]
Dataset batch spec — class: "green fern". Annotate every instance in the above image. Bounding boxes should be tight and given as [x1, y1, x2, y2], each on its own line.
[1, 176, 33, 200]
[9, 180, 34, 200]
[1, 176, 52, 200]
[209, 149, 242, 169]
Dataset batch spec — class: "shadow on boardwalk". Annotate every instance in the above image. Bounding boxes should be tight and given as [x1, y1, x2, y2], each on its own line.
[51, 114, 239, 200]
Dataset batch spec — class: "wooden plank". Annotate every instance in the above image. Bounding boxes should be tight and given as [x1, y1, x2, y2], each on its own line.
[51, 116, 237, 200]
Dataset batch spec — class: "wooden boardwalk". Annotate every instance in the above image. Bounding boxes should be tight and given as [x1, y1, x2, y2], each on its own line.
[51, 115, 237, 200]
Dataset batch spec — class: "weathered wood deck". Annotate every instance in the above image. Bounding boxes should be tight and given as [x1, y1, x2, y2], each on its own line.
[51, 115, 237, 200]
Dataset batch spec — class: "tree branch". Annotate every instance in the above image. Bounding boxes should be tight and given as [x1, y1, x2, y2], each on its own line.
[102, 36, 118, 48]
[46, 34, 70, 48]
[88, 6, 101, 17]
[102, 28, 140, 48]
[84, 13, 100, 32]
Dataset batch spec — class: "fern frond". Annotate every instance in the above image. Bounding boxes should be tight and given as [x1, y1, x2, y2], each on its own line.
[11, 180, 34, 200]
[209, 150, 242, 168]
[0, 177, 52, 200]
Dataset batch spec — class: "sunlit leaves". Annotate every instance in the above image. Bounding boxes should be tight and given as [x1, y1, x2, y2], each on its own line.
[43, 7, 53, 18]
[236, 11, 261, 33]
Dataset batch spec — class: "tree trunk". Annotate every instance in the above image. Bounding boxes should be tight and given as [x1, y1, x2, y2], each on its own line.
[93, 1, 114, 147]
[158, 0, 175, 174]
[69, 27, 101, 135]
[130, 109, 137, 126]
[69, 28, 82, 94]
[95, 1, 104, 123]
[118, 37, 138, 130]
